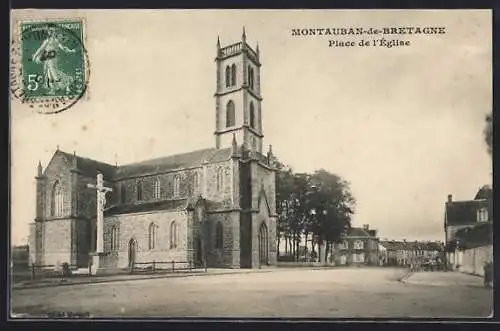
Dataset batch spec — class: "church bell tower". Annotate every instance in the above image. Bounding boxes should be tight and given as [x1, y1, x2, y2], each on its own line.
[214, 28, 263, 153]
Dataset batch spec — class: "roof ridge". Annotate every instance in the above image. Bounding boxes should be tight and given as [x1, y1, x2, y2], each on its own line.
[118, 147, 217, 167]
[58, 150, 116, 168]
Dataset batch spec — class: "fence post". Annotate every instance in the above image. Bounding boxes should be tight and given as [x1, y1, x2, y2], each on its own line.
[172, 260, 175, 272]
[31, 263, 36, 280]
[152, 260, 156, 273]
[204, 259, 207, 272]
[189, 259, 192, 271]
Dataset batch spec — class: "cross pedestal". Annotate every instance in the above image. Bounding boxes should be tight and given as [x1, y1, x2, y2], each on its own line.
[90, 252, 109, 275]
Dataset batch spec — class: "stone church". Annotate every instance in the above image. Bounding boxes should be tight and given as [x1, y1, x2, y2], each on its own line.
[29, 30, 278, 270]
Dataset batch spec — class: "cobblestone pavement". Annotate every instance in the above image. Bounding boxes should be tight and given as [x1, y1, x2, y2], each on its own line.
[11, 267, 493, 318]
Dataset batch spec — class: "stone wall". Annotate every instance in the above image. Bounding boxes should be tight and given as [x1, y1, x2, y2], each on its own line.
[103, 210, 188, 269]
[206, 211, 240, 267]
[458, 245, 493, 276]
[42, 219, 72, 266]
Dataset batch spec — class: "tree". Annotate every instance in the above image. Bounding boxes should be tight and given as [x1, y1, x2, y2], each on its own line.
[307, 169, 355, 262]
[275, 162, 356, 262]
[484, 113, 492, 157]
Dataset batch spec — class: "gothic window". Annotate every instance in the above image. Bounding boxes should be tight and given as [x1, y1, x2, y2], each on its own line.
[226, 100, 235, 127]
[110, 225, 119, 251]
[153, 177, 161, 200]
[248, 65, 254, 89]
[51, 180, 64, 217]
[216, 167, 224, 191]
[231, 64, 236, 86]
[136, 180, 143, 201]
[225, 66, 230, 88]
[338, 240, 348, 250]
[170, 221, 178, 249]
[215, 222, 223, 249]
[149, 223, 158, 250]
[249, 102, 255, 128]
[173, 175, 181, 198]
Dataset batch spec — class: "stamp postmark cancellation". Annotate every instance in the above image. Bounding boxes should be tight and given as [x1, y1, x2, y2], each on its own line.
[11, 19, 89, 114]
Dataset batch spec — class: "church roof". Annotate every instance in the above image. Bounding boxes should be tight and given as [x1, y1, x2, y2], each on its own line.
[105, 199, 189, 216]
[58, 151, 116, 178]
[115, 147, 233, 178]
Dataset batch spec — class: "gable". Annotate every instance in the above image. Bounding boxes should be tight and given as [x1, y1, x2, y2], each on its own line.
[43, 150, 72, 179]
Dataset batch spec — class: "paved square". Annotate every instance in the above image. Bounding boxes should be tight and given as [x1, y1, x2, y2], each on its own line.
[11, 268, 493, 318]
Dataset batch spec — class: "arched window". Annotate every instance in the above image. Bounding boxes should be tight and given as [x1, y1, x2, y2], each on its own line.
[248, 65, 254, 89]
[173, 175, 181, 198]
[110, 225, 119, 251]
[51, 180, 64, 217]
[225, 66, 230, 88]
[170, 221, 178, 249]
[149, 222, 158, 250]
[249, 102, 255, 129]
[216, 168, 224, 191]
[215, 222, 223, 249]
[136, 181, 143, 201]
[231, 64, 236, 86]
[153, 177, 161, 200]
[120, 184, 127, 204]
[226, 100, 235, 127]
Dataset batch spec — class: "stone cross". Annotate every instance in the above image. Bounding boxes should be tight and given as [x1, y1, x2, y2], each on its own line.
[87, 173, 113, 253]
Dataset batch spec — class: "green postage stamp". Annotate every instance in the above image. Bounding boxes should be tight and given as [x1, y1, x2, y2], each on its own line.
[11, 19, 89, 114]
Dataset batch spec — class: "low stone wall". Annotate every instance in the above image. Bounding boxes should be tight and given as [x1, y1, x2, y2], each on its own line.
[459, 245, 493, 276]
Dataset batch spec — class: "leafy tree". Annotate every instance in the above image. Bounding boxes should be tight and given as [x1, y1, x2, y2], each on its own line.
[275, 162, 356, 262]
[307, 170, 355, 262]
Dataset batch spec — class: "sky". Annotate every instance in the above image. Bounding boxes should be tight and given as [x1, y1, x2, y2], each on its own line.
[11, 9, 492, 245]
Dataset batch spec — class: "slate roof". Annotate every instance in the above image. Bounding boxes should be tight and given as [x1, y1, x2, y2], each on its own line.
[347, 227, 372, 237]
[56, 147, 234, 180]
[115, 147, 232, 178]
[445, 199, 491, 226]
[104, 199, 189, 216]
[379, 240, 443, 251]
[474, 185, 493, 200]
[58, 151, 116, 179]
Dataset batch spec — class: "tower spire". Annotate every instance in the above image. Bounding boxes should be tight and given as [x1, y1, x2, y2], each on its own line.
[72, 151, 77, 169]
[217, 35, 221, 53]
[242, 26, 247, 43]
[232, 133, 238, 156]
[37, 161, 43, 177]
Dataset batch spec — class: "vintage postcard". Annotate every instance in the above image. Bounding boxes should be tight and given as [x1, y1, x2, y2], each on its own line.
[10, 9, 493, 319]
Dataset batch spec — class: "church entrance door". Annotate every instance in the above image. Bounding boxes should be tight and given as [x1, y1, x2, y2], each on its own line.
[128, 239, 137, 268]
[258, 222, 269, 267]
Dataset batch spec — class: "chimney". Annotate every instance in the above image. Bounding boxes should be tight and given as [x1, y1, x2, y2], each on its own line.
[447, 194, 452, 203]
[363, 224, 369, 230]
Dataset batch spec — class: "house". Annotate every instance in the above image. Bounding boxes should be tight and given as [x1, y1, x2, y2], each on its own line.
[379, 240, 443, 266]
[444, 185, 493, 269]
[333, 224, 379, 266]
